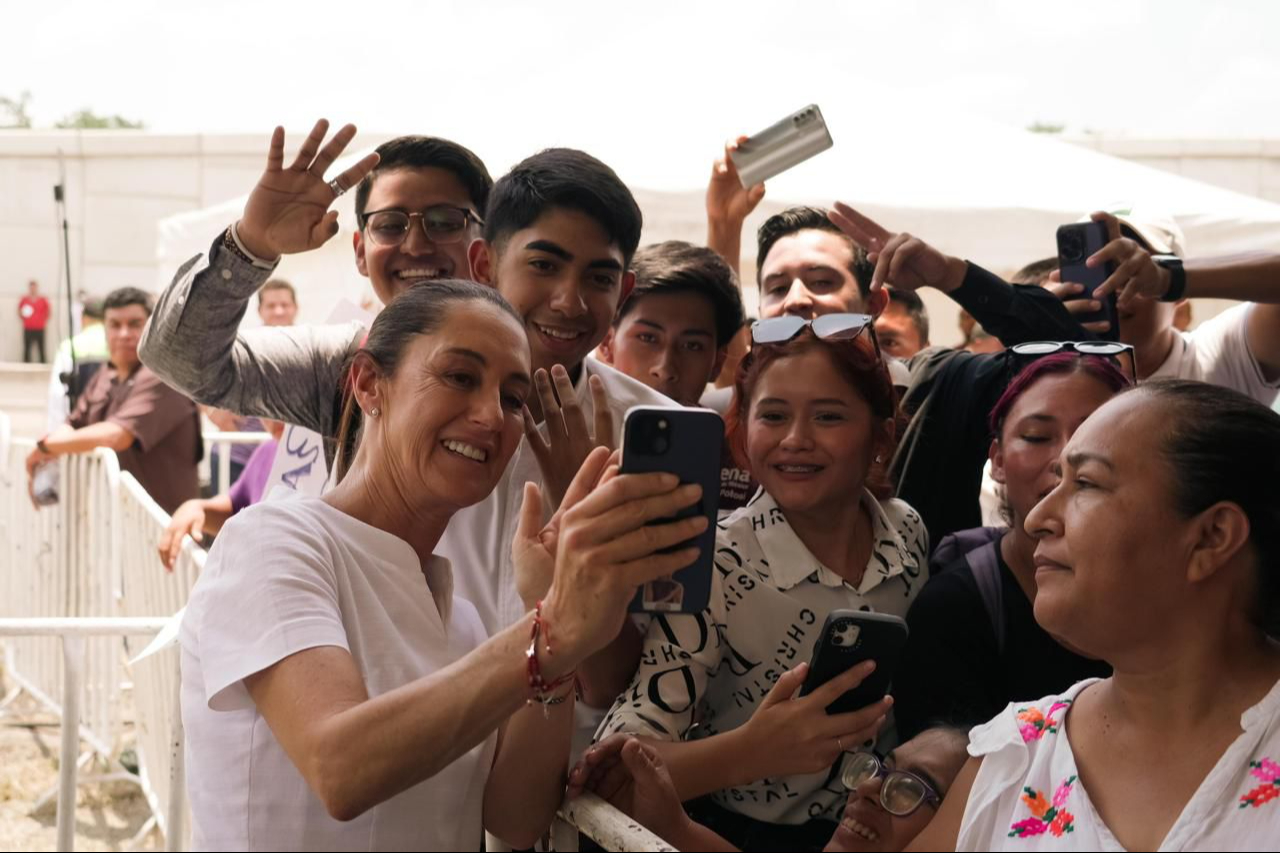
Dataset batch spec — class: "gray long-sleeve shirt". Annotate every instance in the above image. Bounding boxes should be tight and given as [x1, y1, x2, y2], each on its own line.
[139, 234, 363, 465]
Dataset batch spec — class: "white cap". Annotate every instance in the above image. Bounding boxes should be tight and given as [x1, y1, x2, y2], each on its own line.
[1078, 204, 1186, 258]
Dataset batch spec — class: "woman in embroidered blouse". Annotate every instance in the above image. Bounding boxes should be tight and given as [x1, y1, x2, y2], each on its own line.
[597, 317, 930, 851]
[909, 380, 1280, 852]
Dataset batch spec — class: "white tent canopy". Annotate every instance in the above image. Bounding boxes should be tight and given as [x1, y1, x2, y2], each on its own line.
[157, 107, 1280, 343]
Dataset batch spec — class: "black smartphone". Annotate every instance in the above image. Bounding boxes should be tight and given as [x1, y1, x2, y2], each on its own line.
[1056, 221, 1119, 341]
[621, 406, 722, 614]
[799, 610, 909, 715]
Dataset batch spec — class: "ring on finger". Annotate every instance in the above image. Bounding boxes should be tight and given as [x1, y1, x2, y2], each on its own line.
[328, 177, 346, 198]
[837, 736, 845, 753]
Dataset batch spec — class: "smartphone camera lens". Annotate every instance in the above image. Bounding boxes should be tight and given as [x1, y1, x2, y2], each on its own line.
[629, 414, 673, 456]
[652, 418, 671, 454]
[1061, 228, 1085, 263]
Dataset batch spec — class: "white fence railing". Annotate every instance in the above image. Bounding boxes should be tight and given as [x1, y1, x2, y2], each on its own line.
[0, 426, 194, 850]
[0, 438, 124, 759]
[0, 618, 176, 853]
[117, 471, 201, 848]
[552, 794, 677, 851]
[202, 430, 272, 493]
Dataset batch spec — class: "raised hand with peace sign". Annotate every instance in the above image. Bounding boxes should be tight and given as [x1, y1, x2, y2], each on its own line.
[828, 202, 968, 295]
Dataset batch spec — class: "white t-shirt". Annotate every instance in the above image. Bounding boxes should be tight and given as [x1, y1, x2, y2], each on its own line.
[181, 495, 494, 852]
[1150, 303, 1280, 404]
[958, 677, 1280, 851]
[979, 303, 1280, 526]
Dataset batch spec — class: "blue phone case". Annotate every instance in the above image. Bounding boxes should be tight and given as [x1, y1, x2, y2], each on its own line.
[621, 406, 722, 614]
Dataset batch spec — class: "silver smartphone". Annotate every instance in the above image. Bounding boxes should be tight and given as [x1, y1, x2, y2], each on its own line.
[729, 104, 834, 188]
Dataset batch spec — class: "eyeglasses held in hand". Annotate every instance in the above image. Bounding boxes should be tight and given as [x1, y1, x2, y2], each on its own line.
[360, 205, 484, 247]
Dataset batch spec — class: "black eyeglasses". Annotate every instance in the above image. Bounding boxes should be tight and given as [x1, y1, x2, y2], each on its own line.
[751, 313, 881, 357]
[1009, 340, 1137, 385]
[360, 205, 484, 247]
[841, 751, 941, 817]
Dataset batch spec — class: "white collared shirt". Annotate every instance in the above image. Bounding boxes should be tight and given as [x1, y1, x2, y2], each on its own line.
[181, 495, 493, 851]
[596, 488, 930, 826]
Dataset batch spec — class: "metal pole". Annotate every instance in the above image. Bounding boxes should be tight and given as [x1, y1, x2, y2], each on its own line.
[166, 674, 186, 852]
[58, 635, 85, 853]
[217, 441, 231, 494]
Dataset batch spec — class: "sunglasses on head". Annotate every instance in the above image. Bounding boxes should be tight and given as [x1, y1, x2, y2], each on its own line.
[1009, 340, 1137, 385]
[751, 313, 881, 357]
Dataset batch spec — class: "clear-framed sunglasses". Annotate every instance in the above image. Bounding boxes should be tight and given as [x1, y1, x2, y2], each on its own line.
[1009, 340, 1137, 385]
[360, 205, 484, 247]
[841, 751, 942, 817]
[751, 313, 881, 357]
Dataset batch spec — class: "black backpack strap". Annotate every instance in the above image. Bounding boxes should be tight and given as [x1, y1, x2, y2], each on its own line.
[965, 539, 1006, 656]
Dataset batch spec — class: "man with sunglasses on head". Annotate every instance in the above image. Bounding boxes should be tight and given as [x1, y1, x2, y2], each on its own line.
[708, 157, 1099, 542]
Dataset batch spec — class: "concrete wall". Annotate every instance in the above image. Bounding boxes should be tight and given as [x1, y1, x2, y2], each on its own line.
[1068, 136, 1280, 205]
[0, 130, 395, 363]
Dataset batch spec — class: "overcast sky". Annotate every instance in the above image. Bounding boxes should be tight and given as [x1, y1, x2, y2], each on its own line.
[6, 0, 1279, 186]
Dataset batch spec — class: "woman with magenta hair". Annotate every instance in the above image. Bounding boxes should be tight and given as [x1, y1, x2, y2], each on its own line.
[893, 350, 1132, 739]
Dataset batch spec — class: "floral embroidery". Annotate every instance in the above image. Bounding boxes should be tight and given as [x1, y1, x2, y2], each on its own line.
[1009, 776, 1077, 838]
[1239, 757, 1280, 809]
[1016, 700, 1073, 742]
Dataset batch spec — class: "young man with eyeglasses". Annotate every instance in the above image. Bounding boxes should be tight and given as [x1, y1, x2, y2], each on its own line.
[140, 123, 491, 438]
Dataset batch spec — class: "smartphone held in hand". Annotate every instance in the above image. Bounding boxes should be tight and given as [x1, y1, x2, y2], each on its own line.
[621, 406, 722, 614]
[730, 104, 834, 188]
[1057, 221, 1120, 341]
[800, 610, 909, 715]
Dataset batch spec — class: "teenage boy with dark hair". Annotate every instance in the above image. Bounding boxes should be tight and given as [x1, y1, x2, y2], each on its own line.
[597, 241, 744, 407]
[141, 121, 671, 714]
[876, 288, 931, 359]
[595, 240, 757, 511]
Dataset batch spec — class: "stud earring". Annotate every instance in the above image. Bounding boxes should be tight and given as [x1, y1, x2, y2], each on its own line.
[369, 407, 381, 418]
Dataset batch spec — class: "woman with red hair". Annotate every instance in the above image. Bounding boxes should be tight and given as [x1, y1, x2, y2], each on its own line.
[596, 315, 929, 851]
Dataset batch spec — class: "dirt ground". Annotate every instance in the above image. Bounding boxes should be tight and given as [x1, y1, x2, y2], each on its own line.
[0, 669, 158, 852]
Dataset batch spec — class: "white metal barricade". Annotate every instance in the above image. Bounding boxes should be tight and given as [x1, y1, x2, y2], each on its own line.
[0, 618, 178, 853]
[550, 794, 677, 852]
[202, 430, 271, 493]
[117, 471, 201, 849]
[1, 437, 124, 760]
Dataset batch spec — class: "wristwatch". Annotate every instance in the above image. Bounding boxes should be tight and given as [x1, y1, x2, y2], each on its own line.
[36, 437, 52, 455]
[1152, 255, 1187, 302]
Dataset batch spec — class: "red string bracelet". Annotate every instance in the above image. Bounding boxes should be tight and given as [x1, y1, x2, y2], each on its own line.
[526, 600, 575, 716]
